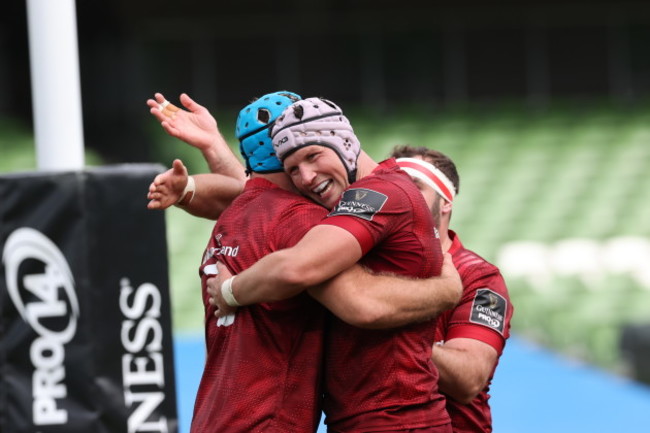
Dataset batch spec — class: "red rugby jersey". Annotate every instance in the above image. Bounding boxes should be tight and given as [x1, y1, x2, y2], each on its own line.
[191, 178, 329, 433]
[434, 231, 513, 433]
[320, 159, 449, 432]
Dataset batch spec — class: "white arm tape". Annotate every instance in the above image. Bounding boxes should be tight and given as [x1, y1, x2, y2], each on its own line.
[175, 175, 195, 205]
[221, 276, 241, 307]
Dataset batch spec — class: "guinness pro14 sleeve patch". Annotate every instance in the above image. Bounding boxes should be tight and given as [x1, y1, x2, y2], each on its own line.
[470, 288, 507, 335]
[328, 188, 388, 221]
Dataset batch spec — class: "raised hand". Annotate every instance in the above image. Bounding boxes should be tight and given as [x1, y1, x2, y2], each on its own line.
[147, 92, 220, 154]
[147, 159, 189, 210]
[146, 92, 246, 180]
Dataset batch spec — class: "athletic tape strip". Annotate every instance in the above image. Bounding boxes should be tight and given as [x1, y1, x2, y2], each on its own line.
[175, 175, 196, 206]
[221, 276, 241, 307]
[396, 157, 455, 203]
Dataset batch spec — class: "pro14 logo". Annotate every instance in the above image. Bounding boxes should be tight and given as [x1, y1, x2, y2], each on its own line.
[3, 227, 79, 426]
[469, 288, 507, 335]
[328, 188, 388, 221]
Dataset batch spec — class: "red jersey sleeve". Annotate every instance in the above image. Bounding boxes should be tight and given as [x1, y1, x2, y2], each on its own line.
[442, 264, 512, 356]
[322, 186, 400, 254]
[318, 162, 442, 278]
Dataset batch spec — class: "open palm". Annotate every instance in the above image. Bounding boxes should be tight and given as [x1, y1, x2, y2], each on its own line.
[147, 92, 219, 152]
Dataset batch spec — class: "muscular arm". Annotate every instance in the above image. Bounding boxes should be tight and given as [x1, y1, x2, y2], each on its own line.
[148, 92, 246, 180]
[179, 174, 244, 219]
[308, 253, 462, 329]
[227, 224, 364, 305]
[147, 159, 244, 219]
[146, 92, 247, 218]
[431, 337, 498, 404]
[209, 225, 461, 329]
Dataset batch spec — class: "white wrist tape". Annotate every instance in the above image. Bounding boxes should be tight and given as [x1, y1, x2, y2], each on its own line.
[221, 276, 241, 307]
[175, 175, 196, 205]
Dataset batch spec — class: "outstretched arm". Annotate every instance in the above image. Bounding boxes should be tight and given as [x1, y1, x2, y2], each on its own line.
[146, 92, 247, 217]
[147, 92, 246, 180]
[207, 254, 461, 329]
[229, 224, 364, 304]
[205, 224, 363, 313]
[309, 253, 462, 329]
[147, 159, 244, 219]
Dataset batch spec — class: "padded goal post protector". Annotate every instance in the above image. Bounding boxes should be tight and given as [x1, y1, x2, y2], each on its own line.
[0, 164, 178, 433]
[620, 323, 650, 386]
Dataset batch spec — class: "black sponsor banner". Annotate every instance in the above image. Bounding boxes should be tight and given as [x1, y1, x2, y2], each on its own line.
[0, 164, 178, 433]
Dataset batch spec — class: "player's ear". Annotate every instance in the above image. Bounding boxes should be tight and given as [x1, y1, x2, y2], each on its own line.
[441, 198, 452, 214]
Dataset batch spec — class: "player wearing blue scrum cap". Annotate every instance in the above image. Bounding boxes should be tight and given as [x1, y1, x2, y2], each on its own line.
[189, 91, 337, 432]
[235, 91, 301, 174]
[148, 90, 331, 431]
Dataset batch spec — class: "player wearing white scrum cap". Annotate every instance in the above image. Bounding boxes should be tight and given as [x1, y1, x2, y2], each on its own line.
[210, 96, 459, 433]
[271, 97, 360, 184]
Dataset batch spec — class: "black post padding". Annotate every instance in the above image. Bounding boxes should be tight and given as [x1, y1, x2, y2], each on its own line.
[0, 164, 178, 433]
[620, 323, 650, 386]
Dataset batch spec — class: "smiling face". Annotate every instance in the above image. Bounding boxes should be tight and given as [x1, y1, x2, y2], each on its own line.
[283, 145, 350, 208]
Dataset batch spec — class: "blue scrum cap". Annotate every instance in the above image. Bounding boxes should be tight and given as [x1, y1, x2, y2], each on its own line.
[235, 91, 302, 174]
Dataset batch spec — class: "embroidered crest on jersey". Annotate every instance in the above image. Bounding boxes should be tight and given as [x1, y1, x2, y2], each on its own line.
[470, 288, 507, 335]
[328, 188, 388, 221]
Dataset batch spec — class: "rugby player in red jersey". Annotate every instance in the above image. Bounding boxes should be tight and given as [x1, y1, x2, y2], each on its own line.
[147, 93, 461, 433]
[393, 146, 514, 433]
[210, 97, 456, 433]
